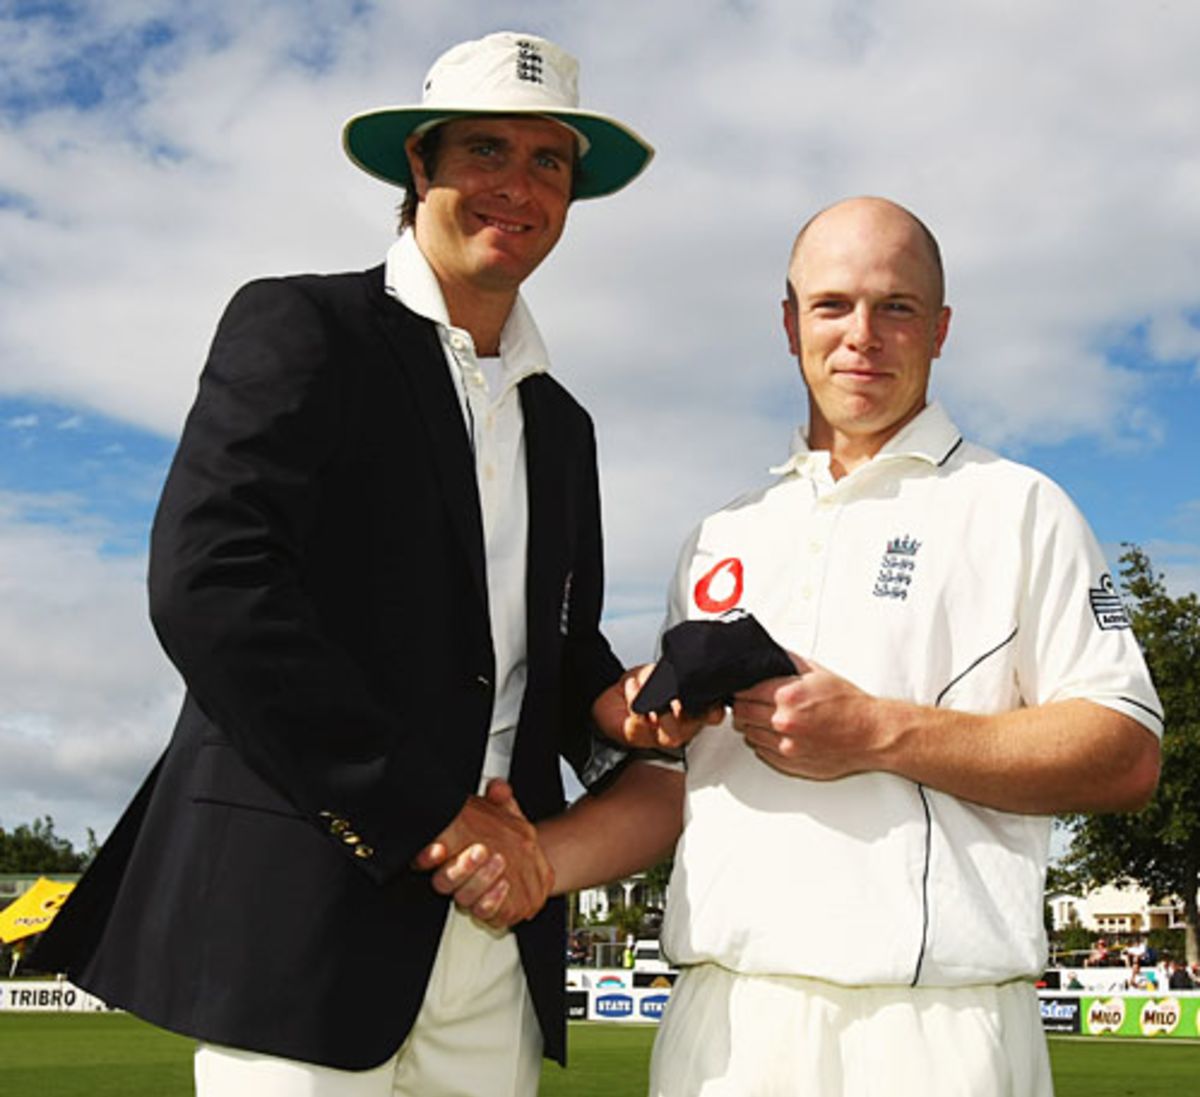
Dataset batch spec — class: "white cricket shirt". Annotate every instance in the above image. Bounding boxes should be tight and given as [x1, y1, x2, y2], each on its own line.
[660, 402, 1162, 987]
[385, 233, 551, 782]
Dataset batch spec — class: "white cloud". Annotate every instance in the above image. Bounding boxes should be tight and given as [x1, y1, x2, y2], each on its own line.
[1140, 536, 1200, 601]
[2, 0, 1196, 447]
[1162, 563, 1200, 601]
[0, 494, 180, 845]
[1146, 311, 1200, 366]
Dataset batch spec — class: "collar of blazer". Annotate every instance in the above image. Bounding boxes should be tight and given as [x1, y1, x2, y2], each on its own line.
[363, 267, 573, 625]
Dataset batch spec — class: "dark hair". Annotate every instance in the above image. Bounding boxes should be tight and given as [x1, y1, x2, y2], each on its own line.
[396, 120, 584, 235]
[397, 126, 445, 232]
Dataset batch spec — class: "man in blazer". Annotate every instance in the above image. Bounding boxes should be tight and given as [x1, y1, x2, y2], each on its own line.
[35, 31, 660, 1096]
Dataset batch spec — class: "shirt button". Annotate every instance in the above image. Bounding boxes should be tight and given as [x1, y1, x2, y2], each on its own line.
[449, 333, 469, 352]
[801, 585, 813, 601]
[808, 540, 823, 554]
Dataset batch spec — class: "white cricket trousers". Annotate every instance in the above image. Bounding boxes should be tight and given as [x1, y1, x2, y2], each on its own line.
[194, 905, 542, 1097]
[649, 964, 1054, 1096]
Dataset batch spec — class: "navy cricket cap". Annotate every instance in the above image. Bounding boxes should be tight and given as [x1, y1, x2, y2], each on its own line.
[632, 612, 794, 716]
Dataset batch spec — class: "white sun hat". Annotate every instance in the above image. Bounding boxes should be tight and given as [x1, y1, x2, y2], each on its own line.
[343, 31, 654, 199]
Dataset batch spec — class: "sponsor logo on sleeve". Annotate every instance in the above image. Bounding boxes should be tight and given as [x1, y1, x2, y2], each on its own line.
[1088, 574, 1132, 631]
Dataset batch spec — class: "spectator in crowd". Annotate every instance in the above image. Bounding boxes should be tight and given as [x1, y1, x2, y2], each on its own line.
[1167, 959, 1194, 990]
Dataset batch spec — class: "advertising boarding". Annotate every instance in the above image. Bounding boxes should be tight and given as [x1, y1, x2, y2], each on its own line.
[1080, 994, 1200, 1038]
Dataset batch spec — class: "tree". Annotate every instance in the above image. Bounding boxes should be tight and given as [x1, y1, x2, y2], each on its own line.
[642, 856, 674, 897]
[0, 816, 92, 874]
[1062, 544, 1200, 963]
[609, 902, 647, 942]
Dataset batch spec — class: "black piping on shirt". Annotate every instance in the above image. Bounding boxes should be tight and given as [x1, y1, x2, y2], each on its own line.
[911, 786, 934, 987]
[911, 625, 1020, 985]
[1119, 695, 1164, 726]
[935, 626, 1019, 707]
[937, 436, 965, 467]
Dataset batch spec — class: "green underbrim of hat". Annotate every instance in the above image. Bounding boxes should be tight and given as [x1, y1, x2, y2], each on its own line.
[343, 107, 653, 200]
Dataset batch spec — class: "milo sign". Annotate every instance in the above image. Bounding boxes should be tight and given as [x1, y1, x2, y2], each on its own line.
[1076, 994, 1200, 1039]
[1139, 998, 1181, 1038]
[1085, 998, 1126, 1035]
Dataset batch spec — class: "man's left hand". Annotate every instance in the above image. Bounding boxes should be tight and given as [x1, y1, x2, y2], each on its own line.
[592, 665, 724, 750]
[731, 655, 887, 779]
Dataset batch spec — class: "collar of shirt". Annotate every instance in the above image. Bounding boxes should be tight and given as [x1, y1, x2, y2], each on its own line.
[769, 401, 963, 482]
[383, 232, 541, 783]
[383, 232, 550, 398]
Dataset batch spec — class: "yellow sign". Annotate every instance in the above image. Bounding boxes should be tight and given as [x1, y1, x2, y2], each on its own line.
[0, 877, 76, 944]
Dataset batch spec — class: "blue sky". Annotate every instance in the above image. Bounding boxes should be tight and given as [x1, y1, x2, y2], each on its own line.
[0, 398, 172, 556]
[1, 0, 1198, 847]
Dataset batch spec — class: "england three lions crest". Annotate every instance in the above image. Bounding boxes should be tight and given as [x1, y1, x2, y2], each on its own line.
[873, 534, 921, 600]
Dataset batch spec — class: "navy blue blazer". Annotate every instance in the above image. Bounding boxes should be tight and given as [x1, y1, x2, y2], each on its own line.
[34, 266, 625, 1069]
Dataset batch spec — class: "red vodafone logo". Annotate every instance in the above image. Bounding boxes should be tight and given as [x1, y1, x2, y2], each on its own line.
[693, 557, 744, 614]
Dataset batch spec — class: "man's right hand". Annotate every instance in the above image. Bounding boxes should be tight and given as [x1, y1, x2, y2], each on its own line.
[412, 781, 553, 929]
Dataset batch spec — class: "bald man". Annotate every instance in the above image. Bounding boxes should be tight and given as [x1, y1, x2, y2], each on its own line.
[586, 197, 1162, 1095]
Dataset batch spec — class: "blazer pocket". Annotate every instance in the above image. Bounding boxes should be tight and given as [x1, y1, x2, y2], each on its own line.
[188, 740, 305, 820]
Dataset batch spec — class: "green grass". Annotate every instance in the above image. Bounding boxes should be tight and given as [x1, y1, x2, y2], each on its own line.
[0, 1013, 193, 1096]
[1045, 1035, 1200, 1094]
[2, 1013, 1198, 1096]
[540, 1023, 655, 1096]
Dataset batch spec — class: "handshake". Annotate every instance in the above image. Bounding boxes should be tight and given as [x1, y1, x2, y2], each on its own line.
[412, 775, 555, 930]
[414, 617, 816, 930]
[411, 658, 726, 929]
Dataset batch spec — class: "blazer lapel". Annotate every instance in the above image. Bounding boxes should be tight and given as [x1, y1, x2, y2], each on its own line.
[365, 274, 488, 610]
[520, 375, 569, 669]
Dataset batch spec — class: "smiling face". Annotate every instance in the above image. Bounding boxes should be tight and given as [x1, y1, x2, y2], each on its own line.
[407, 115, 574, 305]
[783, 198, 952, 466]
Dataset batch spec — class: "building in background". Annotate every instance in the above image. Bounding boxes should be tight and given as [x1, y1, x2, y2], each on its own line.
[1047, 883, 1192, 937]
